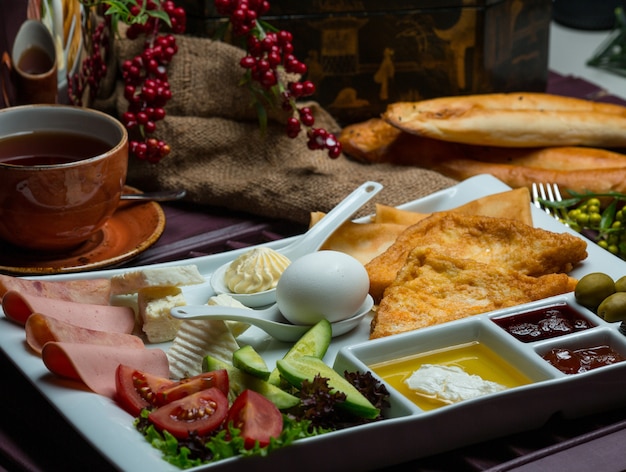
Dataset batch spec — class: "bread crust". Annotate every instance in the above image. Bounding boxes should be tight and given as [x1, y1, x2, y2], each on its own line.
[383, 92, 626, 147]
[339, 118, 626, 196]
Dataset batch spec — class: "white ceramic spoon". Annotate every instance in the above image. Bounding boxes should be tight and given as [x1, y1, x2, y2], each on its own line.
[210, 181, 383, 307]
[170, 295, 374, 342]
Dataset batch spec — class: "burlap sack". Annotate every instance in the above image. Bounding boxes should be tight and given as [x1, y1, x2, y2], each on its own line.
[103, 36, 457, 224]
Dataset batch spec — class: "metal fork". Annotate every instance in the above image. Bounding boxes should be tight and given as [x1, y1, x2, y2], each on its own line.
[531, 182, 568, 225]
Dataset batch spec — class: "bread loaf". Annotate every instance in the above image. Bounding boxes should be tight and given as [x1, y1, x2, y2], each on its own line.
[339, 118, 626, 196]
[383, 92, 626, 147]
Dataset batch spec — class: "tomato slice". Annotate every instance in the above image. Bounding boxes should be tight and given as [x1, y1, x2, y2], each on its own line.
[226, 389, 283, 449]
[154, 369, 229, 406]
[115, 364, 175, 416]
[148, 387, 229, 439]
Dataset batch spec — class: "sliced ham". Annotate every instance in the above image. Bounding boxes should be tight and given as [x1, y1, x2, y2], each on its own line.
[42, 342, 169, 398]
[0, 274, 111, 305]
[2, 290, 135, 333]
[25, 314, 145, 355]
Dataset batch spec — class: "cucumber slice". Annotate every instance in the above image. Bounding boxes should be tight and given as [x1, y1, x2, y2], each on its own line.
[202, 355, 299, 410]
[230, 370, 299, 410]
[202, 354, 231, 373]
[268, 319, 332, 386]
[277, 356, 380, 419]
[233, 345, 270, 380]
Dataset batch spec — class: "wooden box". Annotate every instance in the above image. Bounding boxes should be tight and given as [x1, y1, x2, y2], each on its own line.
[180, 0, 552, 124]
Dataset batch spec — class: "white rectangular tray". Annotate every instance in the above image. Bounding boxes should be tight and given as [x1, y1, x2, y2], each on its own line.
[2, 174, 625, 471]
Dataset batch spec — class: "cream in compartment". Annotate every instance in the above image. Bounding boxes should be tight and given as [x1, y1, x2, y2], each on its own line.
[225, 247, 290, 294]
[405, 364, 507, 404]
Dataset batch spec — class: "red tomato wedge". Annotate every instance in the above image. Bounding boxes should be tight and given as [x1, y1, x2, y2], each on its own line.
[155, 369, 229, 406]
[226, 389, 283, 449]
[149, 388, 229, 439]
[115, 364, 175, 416]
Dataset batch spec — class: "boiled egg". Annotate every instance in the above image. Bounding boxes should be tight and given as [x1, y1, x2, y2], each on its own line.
[276, 250, 369, 325]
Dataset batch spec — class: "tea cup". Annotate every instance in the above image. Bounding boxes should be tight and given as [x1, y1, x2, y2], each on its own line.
[1, 20, 58, 106]
[0, 105, 128, 251]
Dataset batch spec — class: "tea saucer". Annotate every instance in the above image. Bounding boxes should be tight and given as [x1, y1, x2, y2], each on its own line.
[0, 186, 166, 275]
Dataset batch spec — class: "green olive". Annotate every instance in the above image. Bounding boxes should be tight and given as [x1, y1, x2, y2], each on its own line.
[597, 292, 626, 322]
[615, 275, 626, 292]
[574, 272, 616, 312]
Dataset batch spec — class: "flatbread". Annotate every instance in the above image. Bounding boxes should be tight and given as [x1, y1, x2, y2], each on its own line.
[373, 187, 532, 227]
[318, 221, 407, 265]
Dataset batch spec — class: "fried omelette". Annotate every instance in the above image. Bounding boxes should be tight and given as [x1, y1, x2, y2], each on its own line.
[366, 212, 587, 303]
[370, 248, 578, 339]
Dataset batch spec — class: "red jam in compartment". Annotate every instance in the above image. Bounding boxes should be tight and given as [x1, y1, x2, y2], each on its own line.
[492, 305, 592, 342]
[542, 345, 624, 374]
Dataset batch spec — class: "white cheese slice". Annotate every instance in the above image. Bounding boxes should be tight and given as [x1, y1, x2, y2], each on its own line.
[111, 265, 205, 295]
[405, 364, 507, 404]
[166, 294, 248, 379]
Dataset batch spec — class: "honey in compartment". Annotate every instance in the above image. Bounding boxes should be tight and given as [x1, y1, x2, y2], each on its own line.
[370, 341, 532, 411]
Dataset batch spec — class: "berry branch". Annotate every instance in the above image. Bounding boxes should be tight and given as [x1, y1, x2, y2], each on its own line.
[72, 0, 186, 163]
[67, 14, 110, 106]
[120, 1, 186, 162]
[214, 0, 343, 158]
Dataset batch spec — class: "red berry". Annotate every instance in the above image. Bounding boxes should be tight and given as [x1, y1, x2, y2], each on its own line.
[121, 111, 135, 125]
[136, 111, 149, 125]
[124, 85, 136, 100]
[278, 30, 293, 45]
[300, 113, 314, 127]
[302, 81, 316, 96]
[144, 121, 157, 133]
[289, 82, 304, 97]
[240, 56, 256, 69]
[160, 142, 171, 157]
[152, 107, 166, 120]
[260, 70, 277, 88]
[328, 144, 342, 158]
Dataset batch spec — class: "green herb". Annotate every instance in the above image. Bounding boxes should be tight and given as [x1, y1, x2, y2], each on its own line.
[284, 371, 389, 430]
[81, 0, 172, 33]
[136, 411, 323, 468]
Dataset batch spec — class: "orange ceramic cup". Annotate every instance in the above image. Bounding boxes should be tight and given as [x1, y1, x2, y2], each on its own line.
[0, 105, 128, 251]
